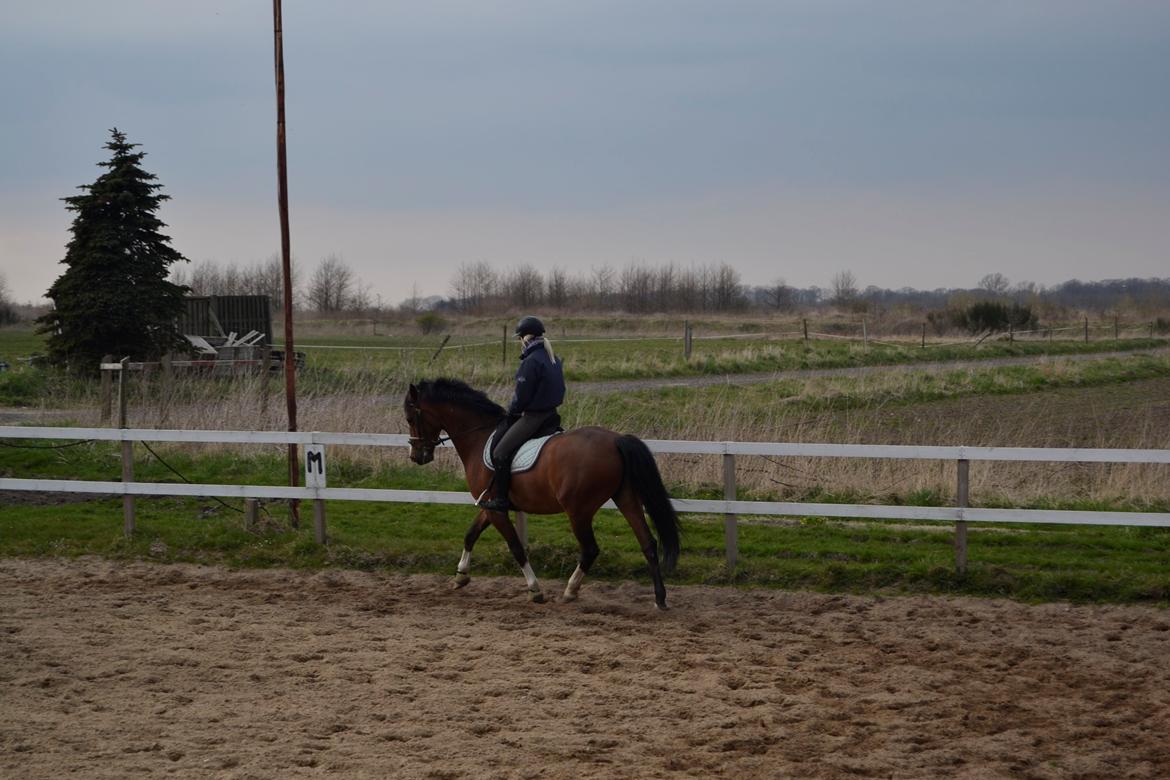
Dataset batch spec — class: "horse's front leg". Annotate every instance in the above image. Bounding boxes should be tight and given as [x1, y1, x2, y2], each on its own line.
[452, 511, 493, 589]
[488, 511, 544, 603]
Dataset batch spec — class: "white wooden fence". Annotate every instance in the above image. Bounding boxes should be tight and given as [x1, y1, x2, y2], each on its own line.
[2, 425, 1169, 573]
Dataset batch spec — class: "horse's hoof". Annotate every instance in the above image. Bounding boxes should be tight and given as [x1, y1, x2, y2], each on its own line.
[451, 573, 471, 589]
[529, 591, 545, 604]
[561, 591, 577, 603]
[655, 601, 669, 611]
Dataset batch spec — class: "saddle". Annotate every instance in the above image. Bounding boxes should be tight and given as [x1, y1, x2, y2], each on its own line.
[482, 429, 563, 474]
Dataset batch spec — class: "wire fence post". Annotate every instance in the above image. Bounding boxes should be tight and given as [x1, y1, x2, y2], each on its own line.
[502, 323, 507, 368]
[159, 352, 173, 426]
[100, 354, 113, 423]
[684, 321, 693, 360]
[955, 458, 969, 575]
[1114, 316, 1119, 340]
[723, 452, 737, 570]
[921, 323, 926, 349]
[118, 357, 136, 537]
[1084, 317, 1089, 342]
[862, 317, 868, 349]
[803, 318, 809, 343]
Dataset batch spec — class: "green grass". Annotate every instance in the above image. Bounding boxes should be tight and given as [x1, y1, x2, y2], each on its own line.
[281, 332, 1168, 383]
[569, 353, 1170, 432]
[3, 443, 1168, 604]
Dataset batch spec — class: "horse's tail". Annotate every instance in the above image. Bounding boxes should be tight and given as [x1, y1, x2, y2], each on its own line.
[615, 434, 681, 573]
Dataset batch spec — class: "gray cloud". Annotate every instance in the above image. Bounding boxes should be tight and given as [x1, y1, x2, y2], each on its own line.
[2, 1, 1168, 301]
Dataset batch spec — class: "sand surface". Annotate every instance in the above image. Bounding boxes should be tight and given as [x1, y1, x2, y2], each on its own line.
[2, 557, 1169, 779]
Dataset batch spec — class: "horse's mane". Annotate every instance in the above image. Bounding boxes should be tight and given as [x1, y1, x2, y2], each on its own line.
[415, 377, 506, 419]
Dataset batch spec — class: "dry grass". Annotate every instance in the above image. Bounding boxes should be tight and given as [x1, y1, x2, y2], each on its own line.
[43, 354, 1162, 511]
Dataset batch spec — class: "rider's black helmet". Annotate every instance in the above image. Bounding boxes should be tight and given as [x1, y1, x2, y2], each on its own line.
[514, 316, 545, 339]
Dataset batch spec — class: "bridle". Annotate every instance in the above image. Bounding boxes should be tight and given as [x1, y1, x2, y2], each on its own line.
[406, 403, 447, 452]
[406, 402, 499, 454]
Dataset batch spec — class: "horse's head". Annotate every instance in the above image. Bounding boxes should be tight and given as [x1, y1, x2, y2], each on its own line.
[404, 383, 442, 465]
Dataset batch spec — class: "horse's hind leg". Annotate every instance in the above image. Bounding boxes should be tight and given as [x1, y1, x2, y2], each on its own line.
[562, 516, 600, 603]
[488, 511, 544, 604]
[615, 490, 668, 610]
[452, 511, 492, 589]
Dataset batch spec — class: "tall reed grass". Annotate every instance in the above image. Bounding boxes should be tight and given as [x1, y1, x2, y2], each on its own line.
[42, 354, 1167, 511]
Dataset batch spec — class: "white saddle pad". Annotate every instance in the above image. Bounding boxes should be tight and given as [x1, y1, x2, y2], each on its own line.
[483, 431, 560, 474]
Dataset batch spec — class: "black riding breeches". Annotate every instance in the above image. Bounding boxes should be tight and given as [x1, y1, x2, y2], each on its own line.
[491, 410, 556, 470]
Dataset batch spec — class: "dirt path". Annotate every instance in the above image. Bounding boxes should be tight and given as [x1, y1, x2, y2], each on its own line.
[573, 346, 1170, 395]
[3, 558, 1168, 779]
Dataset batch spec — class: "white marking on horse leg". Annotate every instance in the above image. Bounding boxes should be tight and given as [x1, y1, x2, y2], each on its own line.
[521, 562, 539, 592]
[457, 549, 472, 575]
[563, 565, 586, 600]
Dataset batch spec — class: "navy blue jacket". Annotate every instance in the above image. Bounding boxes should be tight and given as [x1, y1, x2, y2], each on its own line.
[507, 338, 565, 415]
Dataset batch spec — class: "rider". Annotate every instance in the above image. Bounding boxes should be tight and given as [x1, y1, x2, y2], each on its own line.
[478, 315, 565, 512]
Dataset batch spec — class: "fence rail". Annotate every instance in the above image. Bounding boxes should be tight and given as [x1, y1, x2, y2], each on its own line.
[2, 425, 1168, 573]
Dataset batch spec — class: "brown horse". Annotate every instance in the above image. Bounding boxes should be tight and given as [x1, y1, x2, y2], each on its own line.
[404, 378, 681, 609]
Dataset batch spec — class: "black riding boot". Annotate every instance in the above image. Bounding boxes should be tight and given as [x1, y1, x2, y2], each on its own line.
[478, 462, 513, 512]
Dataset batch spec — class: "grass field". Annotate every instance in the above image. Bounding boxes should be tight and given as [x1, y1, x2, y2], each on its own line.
[3, 322, 1166, 385]
[3, 319, 1169, 604]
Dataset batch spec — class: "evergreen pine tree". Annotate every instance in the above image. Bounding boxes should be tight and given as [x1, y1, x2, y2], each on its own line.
[38, 129, 189, 368]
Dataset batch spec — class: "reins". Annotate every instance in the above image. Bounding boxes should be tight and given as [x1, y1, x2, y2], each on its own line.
[407, 404, 500, 450]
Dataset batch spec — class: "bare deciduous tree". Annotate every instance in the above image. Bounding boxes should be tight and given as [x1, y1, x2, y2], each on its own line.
[830, 270, 859, 306]
[590, 265, 615, 310]
[307, 254, 355, 312]
[503, 264, 544, 308]
[762, 278, 793, 310]
[979, 272, 1010, 297]
[546, 267, 569, 308]
[450, 261, 499, 312]
[0, 272, 17, 324]
[711, 263, 746, 310]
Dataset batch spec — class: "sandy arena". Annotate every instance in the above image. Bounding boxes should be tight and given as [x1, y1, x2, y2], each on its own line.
[2, 557, 1169, 778]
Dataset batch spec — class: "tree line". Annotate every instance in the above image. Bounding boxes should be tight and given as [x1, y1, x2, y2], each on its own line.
[27, 129, 1170, 370]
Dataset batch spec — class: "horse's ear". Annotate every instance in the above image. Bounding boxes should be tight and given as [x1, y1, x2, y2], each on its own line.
[407, 383, 418, 402]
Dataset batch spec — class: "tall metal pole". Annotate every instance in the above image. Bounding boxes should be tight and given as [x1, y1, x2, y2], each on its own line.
[274, 0, 299, 525]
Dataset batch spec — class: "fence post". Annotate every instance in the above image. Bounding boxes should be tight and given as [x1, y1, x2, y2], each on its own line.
[100, 354, 113, 423]
[1084, 317, 1089, 342]
[803, 318, 809, 343]
[244, 498, 259, 531]
[955, 459, 969, 575]
[921, 323, 926, 349]
[313, 499, 327, 544]
[118, 357, 136, 537]
[159, 352, 173, 425]
[1114, 316, 1119, 340]
[1008, 322, 1013, 343]
[723, 452, 737, 570]
[502, 324, 508, 367]
[260, 346, 271, 419]
[862, 317, 868, 349]
[515, 510, 528, 549]
[684, 321, 692, 360]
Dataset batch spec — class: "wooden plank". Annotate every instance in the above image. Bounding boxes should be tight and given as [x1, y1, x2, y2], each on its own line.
[2, 478, 1170, 527]
[313, 499, 327, 544]
[723, 453, 737, 570]
[2, 426, 1169, 465]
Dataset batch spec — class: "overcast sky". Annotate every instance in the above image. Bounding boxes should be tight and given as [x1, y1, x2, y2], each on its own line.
[2, 1, 1168, 304]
